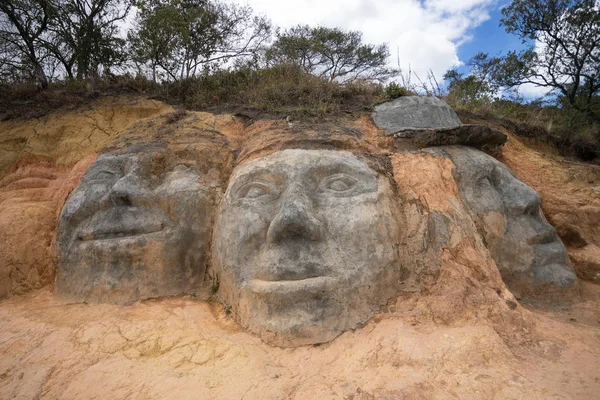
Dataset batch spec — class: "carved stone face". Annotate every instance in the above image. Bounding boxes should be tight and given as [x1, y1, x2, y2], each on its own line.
[56, 149, 213, 304]
[214, 149, 401, 346]
[444, 147, 576, 292]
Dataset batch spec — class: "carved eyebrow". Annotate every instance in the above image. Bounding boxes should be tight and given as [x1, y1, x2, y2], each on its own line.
[233, 168, 287, 184]
[228, 169, 286, 198]
[309, 162, 373, 178]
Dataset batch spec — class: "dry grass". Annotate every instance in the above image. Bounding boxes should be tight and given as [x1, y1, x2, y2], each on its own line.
[1, 68, 596, 161]
[158, 64, 384, 118]
[0, 65, 384, 122]
[451, 99, 599, 161]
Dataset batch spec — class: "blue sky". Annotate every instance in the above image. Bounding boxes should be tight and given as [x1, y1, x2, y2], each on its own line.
[457, 8, 522, 72]
[455, 6, 546, 97]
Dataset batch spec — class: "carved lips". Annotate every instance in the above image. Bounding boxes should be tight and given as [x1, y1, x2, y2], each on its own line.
[76, 206, 166, 241]
[247, 277, 336, 294]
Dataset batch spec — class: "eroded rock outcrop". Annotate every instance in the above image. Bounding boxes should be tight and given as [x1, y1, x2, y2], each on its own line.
[0, 157, 95, 299]
[0, 96, 599, 399]
[373, 96, 507, 151]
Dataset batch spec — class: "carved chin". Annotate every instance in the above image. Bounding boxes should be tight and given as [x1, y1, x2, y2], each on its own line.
[240, 284, 349, 346]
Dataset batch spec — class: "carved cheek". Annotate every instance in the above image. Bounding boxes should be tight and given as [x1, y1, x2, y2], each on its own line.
[163, 190, 207, 226]
[319, 195, 378, 232]
[226, 205, 272, 252]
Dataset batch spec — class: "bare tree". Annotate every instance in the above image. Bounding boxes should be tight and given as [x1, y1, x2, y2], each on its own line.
[129, 0, 271, 82]
[0, 0, 52, 88]
[45, 0, 132, 80]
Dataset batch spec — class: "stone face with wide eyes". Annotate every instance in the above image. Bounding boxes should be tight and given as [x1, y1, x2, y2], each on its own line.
[442, 146, 577, 295]
[213, 149, 402, 347]
[55, 150, 213, 304]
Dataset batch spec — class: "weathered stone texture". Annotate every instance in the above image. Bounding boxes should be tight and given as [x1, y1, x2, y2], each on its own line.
[438, 146, 577, 296]
[213, 149, 403, 346]
[0, 157, 94, 299]
[373, 96, 462, 132]
[55, 149, 216, 304]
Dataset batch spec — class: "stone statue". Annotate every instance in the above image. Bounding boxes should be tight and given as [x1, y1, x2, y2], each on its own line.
[55, 144, 214, 304]
[438, 146, 577, 295]
[49, 104, 580, 345]
[213, 149, 402, 346]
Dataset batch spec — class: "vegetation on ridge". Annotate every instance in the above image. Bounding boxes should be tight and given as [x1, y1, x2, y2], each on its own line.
[0, 0, 598, 160]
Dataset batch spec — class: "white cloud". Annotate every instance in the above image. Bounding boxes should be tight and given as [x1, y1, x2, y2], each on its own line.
[515, 40, 555, 99]
[517, 82, 553, 98]
[236, 0, 498, 82]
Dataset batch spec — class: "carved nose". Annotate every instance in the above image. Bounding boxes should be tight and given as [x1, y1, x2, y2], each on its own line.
[107, 174, 150, 206]
[506, 182, 541, 217]
[267, 185, 324, 242]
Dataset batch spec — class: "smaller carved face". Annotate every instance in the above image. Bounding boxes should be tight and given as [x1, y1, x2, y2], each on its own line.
[56, 149, 212, 303]
[445, 147, 576, 291]
[214, 149, 400, 346]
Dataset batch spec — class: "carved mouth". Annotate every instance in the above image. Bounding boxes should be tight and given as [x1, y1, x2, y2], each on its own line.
[247, 276, 336, 294]
[77, 207, 166, 241]
[80, 227, 164, 241]
[534, 241, 568, 265]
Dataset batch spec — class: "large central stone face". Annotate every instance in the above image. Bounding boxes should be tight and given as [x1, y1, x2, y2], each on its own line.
[55, 147, 213, 304]
[213, 149, 401, 346]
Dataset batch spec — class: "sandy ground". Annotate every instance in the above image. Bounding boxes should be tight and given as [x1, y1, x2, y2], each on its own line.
[1, 100, 599, 399]
[0, 284, 598, 400]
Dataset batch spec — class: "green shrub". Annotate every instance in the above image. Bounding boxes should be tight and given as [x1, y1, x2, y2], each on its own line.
[384, 82, 410, 99]
[158, 64, 383, 118]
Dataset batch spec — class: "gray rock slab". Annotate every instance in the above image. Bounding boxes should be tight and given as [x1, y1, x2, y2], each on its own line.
[373, 96, 507, 151]
[373, 96, 462, 133]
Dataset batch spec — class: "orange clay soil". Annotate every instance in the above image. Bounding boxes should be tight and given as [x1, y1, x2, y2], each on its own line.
[0, 99, 599, 399]
[0, 284, 598, 400]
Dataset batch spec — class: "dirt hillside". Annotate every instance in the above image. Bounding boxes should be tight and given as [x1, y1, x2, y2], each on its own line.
[0, 97, 598, 399]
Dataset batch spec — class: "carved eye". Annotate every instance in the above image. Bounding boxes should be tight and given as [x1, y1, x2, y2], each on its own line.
[96, 171, 116, 180]
[320, 174, 358, 194]
[476, 174, 492, 186]
[238, 182, 273, 199]
[88, 170, 119, 182]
